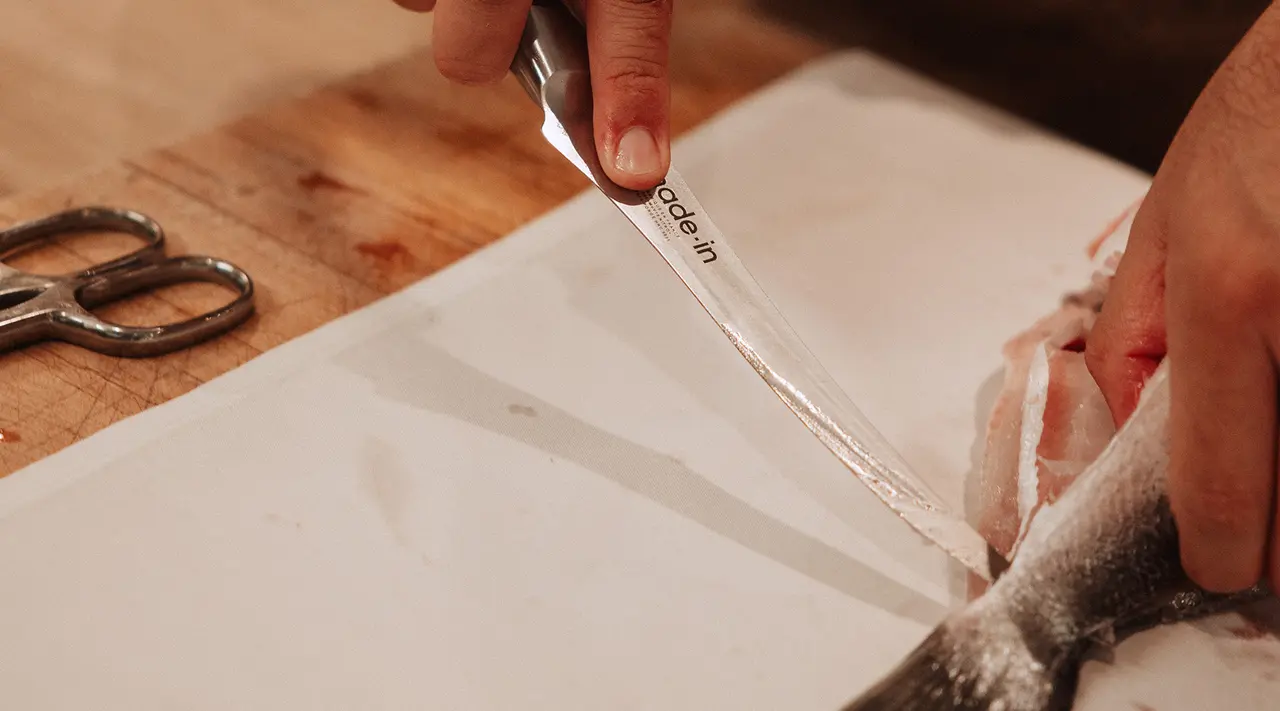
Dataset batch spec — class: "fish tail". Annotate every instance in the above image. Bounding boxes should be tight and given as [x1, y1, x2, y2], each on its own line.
[838, 628, 972, 711]
[839, 609, 1080, 711]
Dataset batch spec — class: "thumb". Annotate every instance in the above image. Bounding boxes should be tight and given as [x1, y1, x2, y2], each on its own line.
[583, 0, 672, 190]
[1085, 204, 1170, 425]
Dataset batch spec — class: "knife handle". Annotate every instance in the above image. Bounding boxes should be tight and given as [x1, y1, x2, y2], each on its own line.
[511, 0, 591, 105]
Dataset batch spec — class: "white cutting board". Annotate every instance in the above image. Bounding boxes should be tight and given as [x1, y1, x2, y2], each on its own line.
[2, 51, 1275, 710]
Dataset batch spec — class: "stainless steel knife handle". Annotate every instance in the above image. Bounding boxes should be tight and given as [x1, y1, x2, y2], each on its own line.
[510, 0, 646, 206]
[511, 0, 589, 106]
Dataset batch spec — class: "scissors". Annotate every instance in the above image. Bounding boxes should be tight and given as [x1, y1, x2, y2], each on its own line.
[0, 206, 254, 358]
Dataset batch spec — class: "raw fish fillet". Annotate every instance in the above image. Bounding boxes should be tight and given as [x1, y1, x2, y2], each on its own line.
[970, 202, 1138, 595]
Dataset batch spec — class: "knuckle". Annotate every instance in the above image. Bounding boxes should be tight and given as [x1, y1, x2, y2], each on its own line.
[598, 52, 667, 96]
[608, 0, 672, 18]
[1207, 258, 1278, 316]
[1180, 216, 1280, 319]
[597, 0, 671, 58]
[434, 54, 505, 85]
[592, 0, 671, 97]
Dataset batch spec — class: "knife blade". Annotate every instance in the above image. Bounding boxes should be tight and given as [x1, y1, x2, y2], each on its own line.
[509, 0, 999, 583]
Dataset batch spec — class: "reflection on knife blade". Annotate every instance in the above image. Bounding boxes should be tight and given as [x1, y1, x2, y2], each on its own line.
[510, 1, 1001, 583]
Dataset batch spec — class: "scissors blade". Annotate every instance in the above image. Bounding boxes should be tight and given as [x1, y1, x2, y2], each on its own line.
[513, 1, 998, 582]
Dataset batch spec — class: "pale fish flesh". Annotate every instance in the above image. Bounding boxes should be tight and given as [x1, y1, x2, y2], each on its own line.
[970, 205, 1135, 596]
[841, 205, 1269, 710]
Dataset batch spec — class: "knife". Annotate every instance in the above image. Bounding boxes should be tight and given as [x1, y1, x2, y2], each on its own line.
[509, 0, 999, 583]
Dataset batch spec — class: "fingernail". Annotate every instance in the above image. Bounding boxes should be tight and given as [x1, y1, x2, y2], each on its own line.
[614, 127, 660, 177]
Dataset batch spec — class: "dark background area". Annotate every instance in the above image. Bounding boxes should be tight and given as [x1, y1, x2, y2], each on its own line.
[750, 0, 1271, 174]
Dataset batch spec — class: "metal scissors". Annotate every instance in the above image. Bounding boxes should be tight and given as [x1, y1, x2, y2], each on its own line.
[0, 206, 254, 357]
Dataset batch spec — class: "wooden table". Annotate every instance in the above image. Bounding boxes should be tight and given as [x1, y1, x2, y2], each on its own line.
[0, 4, 827, 477]
[0, 0, 430, 197]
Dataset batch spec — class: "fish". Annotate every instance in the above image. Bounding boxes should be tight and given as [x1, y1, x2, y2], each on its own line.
[969, 206, 1134, 597]
[972, 263, 1114, 573]
[842, 358, 1269, 711]
[841, 205, 1270, 710]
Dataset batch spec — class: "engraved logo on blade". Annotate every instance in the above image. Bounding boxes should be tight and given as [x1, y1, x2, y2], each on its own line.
[643, 179, 718, 264]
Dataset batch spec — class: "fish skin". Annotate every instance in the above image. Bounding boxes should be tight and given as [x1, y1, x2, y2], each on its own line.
[841, 362, 1270, 711]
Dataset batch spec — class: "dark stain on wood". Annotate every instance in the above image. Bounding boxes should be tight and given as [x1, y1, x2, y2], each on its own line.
[297, 170, 354, 193]
[356, 239, 412, 265]
[347, 88, 384, 112]
[431, 122, 513, 153]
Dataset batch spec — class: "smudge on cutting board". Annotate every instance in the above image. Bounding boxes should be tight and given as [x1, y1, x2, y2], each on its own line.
[1211, 605, 1280, 682]
[1228, 618, 1278, 642]
[264, 512, 302, 531]
[334, 332, 953, 626]
[1218, 642, 1280, 682]
[507, 404, 538, 417]
[1237, 599, 1280, 641]
[360, 437, 414, 548]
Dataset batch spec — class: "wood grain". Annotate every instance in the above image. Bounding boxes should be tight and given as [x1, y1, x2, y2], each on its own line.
[0, 0, 432, 198]
[0, 4, 827, 477]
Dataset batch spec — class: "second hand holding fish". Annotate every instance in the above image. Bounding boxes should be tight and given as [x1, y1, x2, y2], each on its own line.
[1086, 3, 1280, 599]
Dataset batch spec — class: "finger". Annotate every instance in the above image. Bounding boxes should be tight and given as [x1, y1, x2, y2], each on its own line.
[393, 0, 437, 11]
[584, 0, 672, 190]
[1086, 205, 1169, 425]
[1166, 238, 1278, 594]
[432, 0, 533, 85]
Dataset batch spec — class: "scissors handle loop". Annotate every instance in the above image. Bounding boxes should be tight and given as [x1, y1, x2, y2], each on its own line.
[62, 254, 256, 358]
[0, 206, 256, 358]
[0, 206, 165, 273]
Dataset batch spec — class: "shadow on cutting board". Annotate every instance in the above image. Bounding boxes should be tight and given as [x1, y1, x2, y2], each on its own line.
[335, 330, 951, 626]
[749, 0, 1269, 174]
